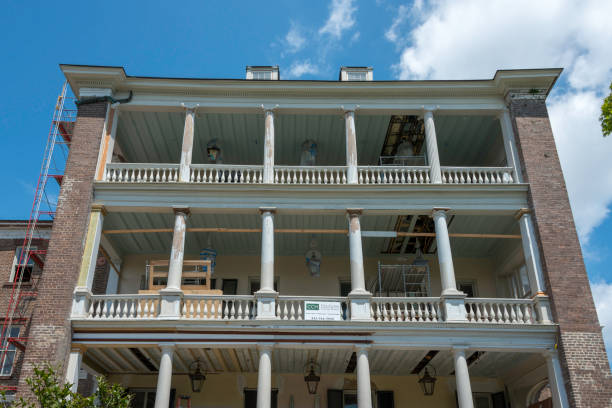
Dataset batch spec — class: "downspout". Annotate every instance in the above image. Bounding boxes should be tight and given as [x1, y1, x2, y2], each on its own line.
[75, 91, 133, 106]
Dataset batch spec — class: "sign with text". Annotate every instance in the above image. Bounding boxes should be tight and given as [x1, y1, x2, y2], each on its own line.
[303, 301, 343, 321]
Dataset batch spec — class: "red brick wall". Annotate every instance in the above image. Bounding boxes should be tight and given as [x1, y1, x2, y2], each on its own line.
[16, 101, 108, 398]
[508, 95, 612, 407]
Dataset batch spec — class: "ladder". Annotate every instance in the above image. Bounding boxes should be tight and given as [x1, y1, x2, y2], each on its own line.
[0, 82, 74, 383]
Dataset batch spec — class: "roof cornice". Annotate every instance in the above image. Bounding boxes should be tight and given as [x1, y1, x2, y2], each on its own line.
[60, 64, 563, 100]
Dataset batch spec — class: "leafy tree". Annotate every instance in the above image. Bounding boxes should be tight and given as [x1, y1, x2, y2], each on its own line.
[601, 81, 612, 137]
[1, 364, 132, 408]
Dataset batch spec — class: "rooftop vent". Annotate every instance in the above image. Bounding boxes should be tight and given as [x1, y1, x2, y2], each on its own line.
[246, 66, 279, 80]
[339, 66, 373, 81]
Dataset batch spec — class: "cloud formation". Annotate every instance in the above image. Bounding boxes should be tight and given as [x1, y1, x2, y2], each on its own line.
[319, 0, 357, 39]
[388, 0, 612, 242]
[285, 23, 306, 55]
[286, 60, 320, 79]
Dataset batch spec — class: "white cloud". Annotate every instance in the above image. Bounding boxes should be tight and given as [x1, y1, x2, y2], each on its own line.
[591, 281, 612, 363]
[319, 0, 357, 39]
[385, 4, 410, 45]
[285, 23, 306, 54]
[286, 60, 320, 79]
[389, 0, 612, 242]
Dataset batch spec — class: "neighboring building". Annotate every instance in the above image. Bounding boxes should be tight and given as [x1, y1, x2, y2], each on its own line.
[2, 64, 611, 407]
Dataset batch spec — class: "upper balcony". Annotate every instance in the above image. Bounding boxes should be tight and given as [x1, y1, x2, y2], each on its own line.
[98, 109, 520, 190]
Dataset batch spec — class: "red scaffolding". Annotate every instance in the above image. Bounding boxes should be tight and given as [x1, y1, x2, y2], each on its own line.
[0, 82, 75, 393]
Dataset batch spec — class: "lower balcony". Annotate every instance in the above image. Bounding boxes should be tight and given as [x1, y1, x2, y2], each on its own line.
[77, 294, 544, 326]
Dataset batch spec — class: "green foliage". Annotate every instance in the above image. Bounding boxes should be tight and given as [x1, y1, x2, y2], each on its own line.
[601, 81, 612, 137]
[0, 364, 132, 408]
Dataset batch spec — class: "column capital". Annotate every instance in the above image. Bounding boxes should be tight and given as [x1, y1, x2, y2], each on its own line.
[347, 208, 363, 217]
[91, 204, 107, 216]
[514, 208, 531, 220]
[451, 345, 470, 352]
[261, 104, 279, 113]
[496, 108, 510, 119]
[158, 343, 176, 351]
[259, 207, 277, 215]
[354, 344, 371, 353]
[180, 103, 200, 113]
[172, 206, 190, 216]
[71, 344, 88, 353]
[341, 105, 359, 114]
[257, 343, 275, 352]
[432, 207, 450, 218]
[421, 106, 439, 116]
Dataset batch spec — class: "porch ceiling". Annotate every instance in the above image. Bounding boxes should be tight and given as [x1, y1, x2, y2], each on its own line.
[102, 212, 520, 259]
[83, 346, 538, 380]
[114, 112, 502, 166]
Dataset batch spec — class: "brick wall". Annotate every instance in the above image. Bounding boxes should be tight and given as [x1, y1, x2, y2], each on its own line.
[508, 95, 612, 407]
[16, 101, 108, 399]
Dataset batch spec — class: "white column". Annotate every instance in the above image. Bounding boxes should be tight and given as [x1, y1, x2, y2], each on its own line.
[259, 208, 276, 293]
[256, 208, 278, 319]
[263, 109, 275, 184]
[65, 347, 83, 394]
[424, 110, 442, 184]
[356, 347, 372, 408]
[154, 344, 174, 408]
[453, 348, 474, 408]
[166, 208, 190, 290]
[97, 108, 120, 181]
[347, 209, 366, 294]
[544, 350, 570, 408]
[433, 209, 459, 295]
[516, 209, 546, 293]
[179, 108, 196, 182]
[498, 110, 523, 183]
[256, 345, 273, 408]
[344, 109, 358, 184]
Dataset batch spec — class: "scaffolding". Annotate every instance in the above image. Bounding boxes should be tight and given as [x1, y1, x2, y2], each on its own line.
[0, 82, 75, 395]
[369, 259, 432, 297]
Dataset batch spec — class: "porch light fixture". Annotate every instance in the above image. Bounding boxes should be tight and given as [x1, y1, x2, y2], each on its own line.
[418, 366, 437, 396]
[189, 360, 206, 393]
[303, 360, 321, 395]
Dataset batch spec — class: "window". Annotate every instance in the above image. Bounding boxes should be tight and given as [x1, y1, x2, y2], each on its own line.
[339, 281, 352, 297]
[347, 71, 367, 81]
[222, 279, 238, 295]
[244, 389, 278, 408]
[129, 388, 175, 408]
[11, 247, 36, 283]
[458, 281, 477, 297]
[376, 391, 395, 408]
[0, 327, 20, 376]
[504, 265, 531, 298]
[249, 278, 278, 294]
[252, 71, 273, 80]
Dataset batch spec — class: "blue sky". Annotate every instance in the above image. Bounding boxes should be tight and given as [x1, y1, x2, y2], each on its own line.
[1, 0, 611, 355]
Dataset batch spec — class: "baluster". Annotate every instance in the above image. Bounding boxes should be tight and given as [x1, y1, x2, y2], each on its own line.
[283, 302, 289, 320]
[510, 303, 518, 323]
[430, 302, 438, 321]
[342, 170, 347, 184]
[229, 301, 235, 319]
[358, 170, 363, 184]
[516, 303, 525, 323]
[276, 302, 281, 319]
[201, 300, 208, 319]
[296, 302, 303, 320]
[418, 170, 424, 183]
[484, 171, 490, 184]
[400, 169, 406, 184]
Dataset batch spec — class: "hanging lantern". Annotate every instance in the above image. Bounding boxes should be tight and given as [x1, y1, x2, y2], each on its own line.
[189, 360, 206, 393]
[303, 360, 321, 395]
[305, 238, 322, 277]
[418, 366, 437, 396]
[207, 139, 222, 163]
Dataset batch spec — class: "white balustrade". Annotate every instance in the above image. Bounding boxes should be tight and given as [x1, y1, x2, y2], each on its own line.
[276, 296, 350, 321]
[441, 167, 515, 184]
[181, 295, 257, 320]
[274, 166, 348, 185]
[104, 163, 179, 183]
[190, 164, 263, 184]
[370, 297, 444, 322]
[358, 166, 431, 184]
[465, 298, 537, 324]
[87, 295, 160, 319]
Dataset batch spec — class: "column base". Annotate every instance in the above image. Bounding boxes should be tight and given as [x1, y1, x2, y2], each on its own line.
[442, 292, 467, 322]
[534, 293, 553, 324]
[348, 292, 373, 321]
[255, 290, 279, 320]
[159, 288, 183, 319]
[71, 287, 92, 318]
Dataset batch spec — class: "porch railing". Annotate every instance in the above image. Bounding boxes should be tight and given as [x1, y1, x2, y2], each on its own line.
[190, 164, 264, 184]
[79, 295, 543, 325]
[182, 295, 257, 320]
[274, 166, 348, 185]
[465, 298, 537, 324]
[87, 294, 160, 319]
[101, 163, 519, 185]
[358, 166, 431, 185]
[371, 297, 444, 322]
[441, 166, 515, 184]
[104, 163, 179, 183]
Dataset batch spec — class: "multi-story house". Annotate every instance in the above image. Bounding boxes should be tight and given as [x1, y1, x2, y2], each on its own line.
[3, 64, 611, 408]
